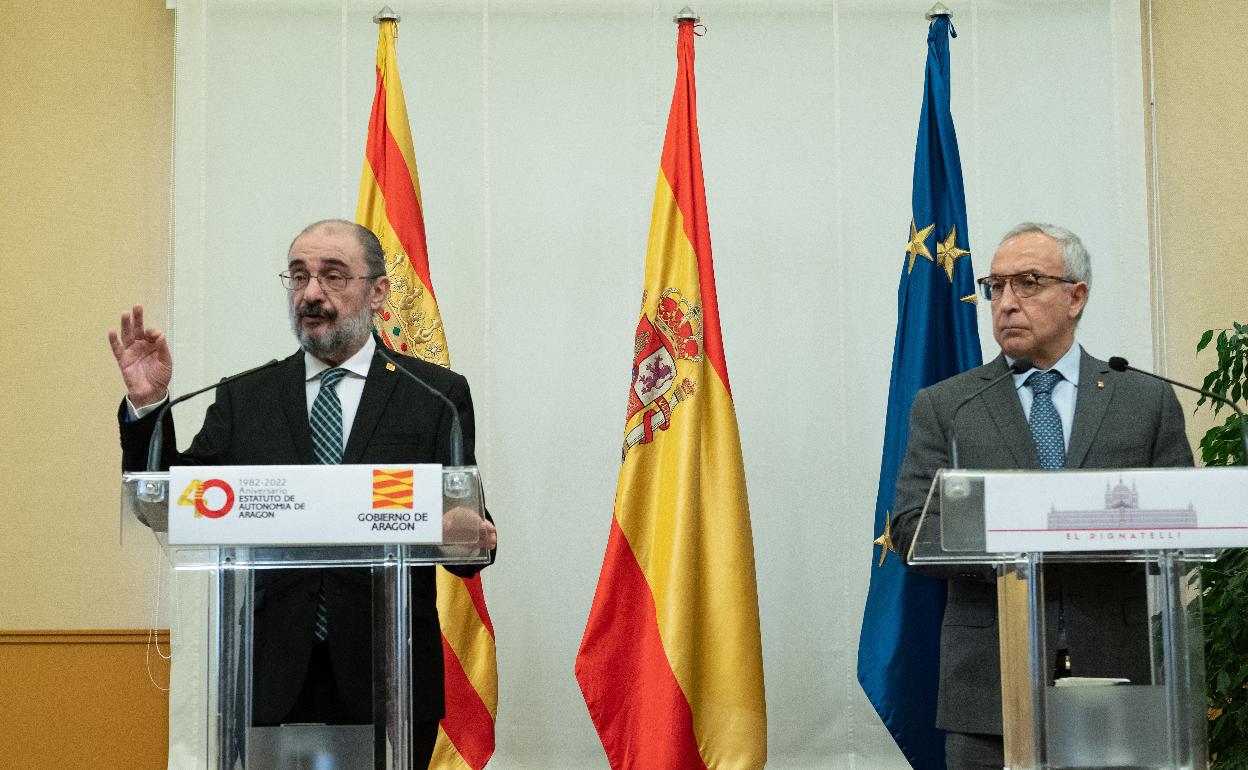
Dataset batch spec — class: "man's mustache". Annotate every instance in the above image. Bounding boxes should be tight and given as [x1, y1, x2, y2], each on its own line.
[297, 303, 337, 320]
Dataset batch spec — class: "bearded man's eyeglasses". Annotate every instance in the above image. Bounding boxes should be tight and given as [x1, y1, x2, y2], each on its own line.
[279, 271, 382, 292]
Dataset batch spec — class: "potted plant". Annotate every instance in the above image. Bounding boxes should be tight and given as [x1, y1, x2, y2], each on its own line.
[1196, 325, 1248, 768]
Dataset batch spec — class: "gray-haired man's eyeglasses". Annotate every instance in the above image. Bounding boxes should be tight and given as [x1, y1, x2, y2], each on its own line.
[976, 272, 1078, 301]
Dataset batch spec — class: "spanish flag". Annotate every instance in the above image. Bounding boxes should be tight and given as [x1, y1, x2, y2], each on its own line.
[357, 17, 497, 769]
[574, 19, 767, 770]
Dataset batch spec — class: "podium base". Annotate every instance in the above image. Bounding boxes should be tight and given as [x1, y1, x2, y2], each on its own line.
[249, 724, 373, 770]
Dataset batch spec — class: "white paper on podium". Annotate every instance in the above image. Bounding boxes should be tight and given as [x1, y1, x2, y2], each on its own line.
[983, 467, 1248, 552]
[168, 464, 442, 545]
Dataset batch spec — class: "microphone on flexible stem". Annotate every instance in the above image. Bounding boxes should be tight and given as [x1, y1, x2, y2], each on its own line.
[948, 357, 1034, 469]
[145, 359, 282, 472]
[373, 343, 465, 467]
[1108, 356, 1248, 461]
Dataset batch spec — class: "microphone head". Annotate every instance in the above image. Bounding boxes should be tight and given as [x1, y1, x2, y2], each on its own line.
[1108, 356, 1129, 372]
[1009, 357, 1034, 374]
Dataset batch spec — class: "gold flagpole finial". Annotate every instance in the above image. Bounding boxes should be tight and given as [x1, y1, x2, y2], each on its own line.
[373, 5, 400, 24]
[926, 3, 951, 20]
[674, 6, 699, 23]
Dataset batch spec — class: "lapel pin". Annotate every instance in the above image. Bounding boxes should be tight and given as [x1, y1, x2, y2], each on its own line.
[1096, 380, 1105, 390]
[385, 362, 396, 372]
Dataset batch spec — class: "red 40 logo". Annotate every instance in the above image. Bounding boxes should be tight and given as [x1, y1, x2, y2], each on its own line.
[177, 479, 235, 519]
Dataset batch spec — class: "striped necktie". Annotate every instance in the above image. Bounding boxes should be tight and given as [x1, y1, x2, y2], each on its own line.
[309, 366, 348, 641]
[310, 367, 348, 465]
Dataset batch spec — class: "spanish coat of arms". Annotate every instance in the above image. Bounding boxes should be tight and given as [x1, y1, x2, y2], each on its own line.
[621, 288, 703, 460]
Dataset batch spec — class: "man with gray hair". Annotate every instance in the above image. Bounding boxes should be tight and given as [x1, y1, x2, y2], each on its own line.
[889, 223, 1192, 768]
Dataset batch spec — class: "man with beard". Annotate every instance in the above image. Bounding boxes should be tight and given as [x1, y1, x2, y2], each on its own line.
[110, 219, 496, 767]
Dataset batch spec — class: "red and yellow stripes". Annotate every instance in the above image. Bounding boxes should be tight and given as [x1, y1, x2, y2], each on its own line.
[372, 468, 415, 508]
[356, 19, 497, 769]
[431, 573, 497, 769]
[358, 17, 450, 367]
[575, 21, 767, 770]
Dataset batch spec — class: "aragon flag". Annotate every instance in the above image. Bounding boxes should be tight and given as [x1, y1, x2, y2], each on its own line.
[357, 16, 498, 770]
[856, 13, 982, 770]
[574, 18, 767, 770]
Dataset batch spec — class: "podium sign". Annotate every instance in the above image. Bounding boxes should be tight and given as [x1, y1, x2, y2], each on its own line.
[981, 467, 1248, 552]
[168, 464, 443, 545]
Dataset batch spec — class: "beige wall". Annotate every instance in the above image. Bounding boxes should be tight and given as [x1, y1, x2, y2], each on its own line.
[0, 0, 173, 630]
[1148, 1, 1248, 450]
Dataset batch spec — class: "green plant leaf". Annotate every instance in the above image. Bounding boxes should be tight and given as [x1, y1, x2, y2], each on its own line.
[1199, 327, 1248, 765]
[1200, 329, 1217, 352]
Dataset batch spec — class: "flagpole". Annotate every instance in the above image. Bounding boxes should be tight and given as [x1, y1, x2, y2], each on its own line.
[926, 2, 951, 20]
[673, 5, 699, 23]
[373, 5, 399, 23]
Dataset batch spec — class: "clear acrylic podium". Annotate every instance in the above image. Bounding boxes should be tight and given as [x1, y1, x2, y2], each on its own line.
[909, 468, 1216, 770]
[121, 466, 490, 770]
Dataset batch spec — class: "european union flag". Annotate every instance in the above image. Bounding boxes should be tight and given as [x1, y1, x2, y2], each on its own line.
[856, 14, 982, 769]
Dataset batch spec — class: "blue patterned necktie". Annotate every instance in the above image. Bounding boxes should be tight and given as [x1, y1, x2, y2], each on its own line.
[309, 367, 348, 641]
[1027, 369, 1065, 470]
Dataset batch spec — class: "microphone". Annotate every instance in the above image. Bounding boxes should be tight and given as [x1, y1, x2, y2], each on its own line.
[373, 343, 465, 467]
[1108, 356, 1248, 461]
[948, 358, 1033, 469]
[146, 359, 282, 472]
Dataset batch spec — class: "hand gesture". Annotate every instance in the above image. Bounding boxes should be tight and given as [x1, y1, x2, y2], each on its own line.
[108, 304, 173, 407]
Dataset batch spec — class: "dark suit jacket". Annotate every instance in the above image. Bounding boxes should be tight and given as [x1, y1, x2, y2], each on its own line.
[119, 344, 489, 724]
[890, 349, 1192, 735]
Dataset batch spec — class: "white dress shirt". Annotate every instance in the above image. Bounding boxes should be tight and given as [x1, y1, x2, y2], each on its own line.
[303, 335, 375, 444]
[1007, 341, 1082, 452]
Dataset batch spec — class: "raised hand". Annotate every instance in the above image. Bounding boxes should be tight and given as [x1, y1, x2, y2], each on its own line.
[108, 304, 173, 407]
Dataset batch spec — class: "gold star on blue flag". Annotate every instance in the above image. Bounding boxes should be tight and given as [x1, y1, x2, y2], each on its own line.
[906, 220, 936, 274]
[873, 513, 896, 568]
[936, 225, 970, 281]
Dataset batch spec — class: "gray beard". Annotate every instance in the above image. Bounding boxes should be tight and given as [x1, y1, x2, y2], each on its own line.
[289, 301, 375, 364]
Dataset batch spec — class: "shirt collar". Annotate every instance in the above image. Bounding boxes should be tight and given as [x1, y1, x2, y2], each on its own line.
[304, 334, 376, 382]
[1007, 341, 1082, 390]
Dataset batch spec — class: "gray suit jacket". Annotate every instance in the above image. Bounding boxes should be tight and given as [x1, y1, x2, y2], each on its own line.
[890, 349, 1193, 735]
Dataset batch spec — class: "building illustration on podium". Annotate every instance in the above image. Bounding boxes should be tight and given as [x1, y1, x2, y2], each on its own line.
[1047, 478, 1198, 530]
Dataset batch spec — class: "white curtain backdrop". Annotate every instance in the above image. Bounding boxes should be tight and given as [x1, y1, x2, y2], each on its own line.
[164, 1, 1152, 767]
